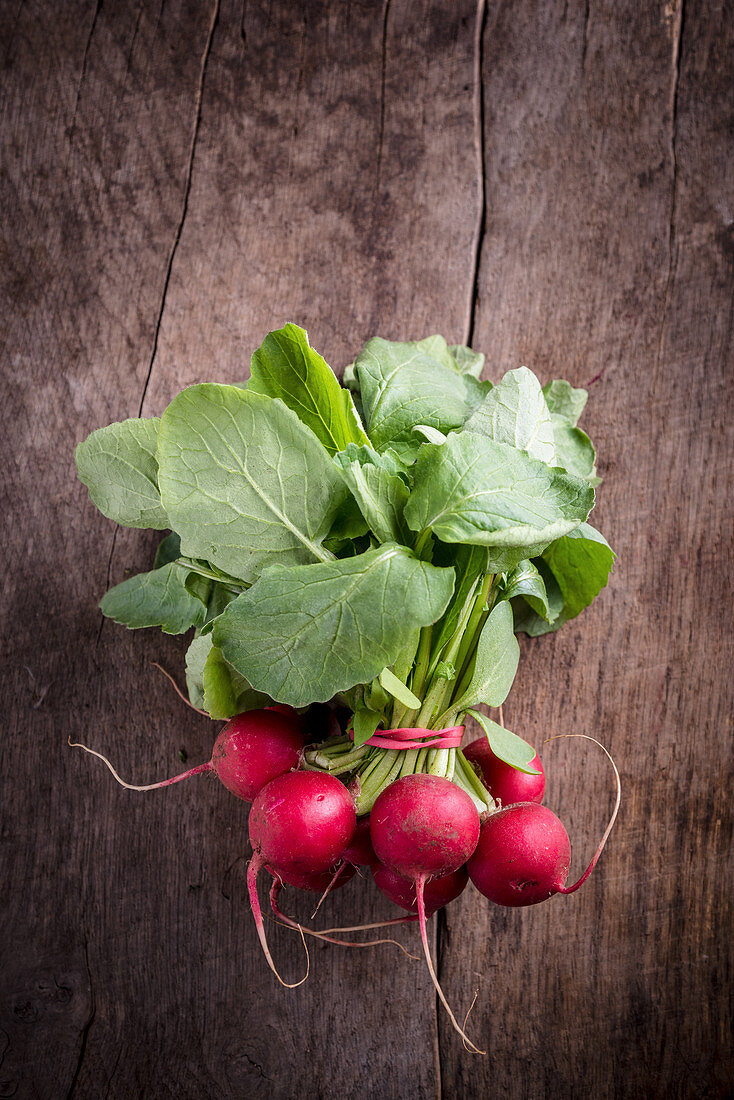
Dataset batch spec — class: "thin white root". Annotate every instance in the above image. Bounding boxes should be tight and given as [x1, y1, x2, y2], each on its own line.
[67, 738, 210, 791]
[416, 878, 485, 1055]
[461, 990, 480, 1054]
[542, 733, 621, 893]
[151, 662, 209, 716]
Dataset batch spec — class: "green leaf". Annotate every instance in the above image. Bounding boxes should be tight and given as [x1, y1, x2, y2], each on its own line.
[404, 432, 594, 571]
[355, 337, 489, 458]
[467, 710, 540, 774]
[552, 417, 600, 484]
[542, 379, 588, 426]
[213, 544, 455, 707]
[542, 522, 615, 620]
[352, 705, 382, 749]
[334, 444, 409, 544]
[185, 633, 213, 708]
[100, 563, 207, 635]
[500, 559, 552, 622]
[249, 323, 368, 455]
[452, 601, 519, 711]
[379, 667, 421, 710]
[466, 367, 555, 463]
[513, 524, 614, 635]
[448, 344, 485, 379]
[157, 384, 349, 583]
[414, 334, 461, 371]
[203, 644, 270, 720]
[154, 532, 182, 568]
[75, 417, 168, 529]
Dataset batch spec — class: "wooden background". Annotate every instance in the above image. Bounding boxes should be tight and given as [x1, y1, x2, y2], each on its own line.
[2, 0, 732, 1096]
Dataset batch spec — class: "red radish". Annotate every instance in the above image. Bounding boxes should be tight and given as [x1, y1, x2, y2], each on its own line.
[464, 738, 545, 805]
[468, 736, 621, 907]
[468, 803, 571, 906]
[369, 774, 483, 1053]
[373, 863, 468, 914]
[370, 774, 480, 879]
[247, 771, 357, 985]
[68, 708, 304, 803]
[343, 818, 379, 868]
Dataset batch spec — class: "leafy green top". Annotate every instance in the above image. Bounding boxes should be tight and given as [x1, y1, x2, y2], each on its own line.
[76, 322, 613, 726]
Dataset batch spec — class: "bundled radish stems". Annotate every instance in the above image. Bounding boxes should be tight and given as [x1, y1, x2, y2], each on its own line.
[74, 323, 619, 1050]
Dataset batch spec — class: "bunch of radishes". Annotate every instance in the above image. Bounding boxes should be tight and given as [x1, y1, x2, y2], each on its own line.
[73, 323, 620, 1050]
[74, 702, 617, 1049]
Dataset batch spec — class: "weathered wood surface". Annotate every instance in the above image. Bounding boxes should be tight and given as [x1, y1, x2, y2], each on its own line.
[1, 1, 731, 1097]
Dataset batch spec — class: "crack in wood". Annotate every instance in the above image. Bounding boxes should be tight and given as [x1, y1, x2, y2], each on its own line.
[466, 0, 487, 350]
[581, 0, 591, 76]
[98, 0, 219, 646]
[654, 0, 685, 382]
[136, 0, 220, 419]
[374, 0, 391, 197]
[65, 939, 95, 1100]
[69, 0, 103, 146]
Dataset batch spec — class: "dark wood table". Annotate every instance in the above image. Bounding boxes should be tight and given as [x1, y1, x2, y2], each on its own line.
[2, 2, 732, 1096]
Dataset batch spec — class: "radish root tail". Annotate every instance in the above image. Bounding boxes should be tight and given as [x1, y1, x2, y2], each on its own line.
[311, 862, 347, 919]
[269, 882, 419, 959]
[542, 733, 621, 895]
[247, 856, 309, 988]
[151, 662, 209, 716]
[67, 738, 212, 791]
[415, 876, 485, 1055]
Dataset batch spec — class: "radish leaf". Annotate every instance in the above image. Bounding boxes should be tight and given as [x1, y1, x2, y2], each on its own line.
[334, 445, 410, 544]
[355, 337, 490, 458]
[404, 432, 594, 570]
[100, 563, 207, 635]
[452, 601, 519, 712]
[213, 545, 454, 707]
[467, 710, 541, 774]
[75, 417, 168, 530]
[249, 323, 368, 455]
[157, 385, 348, 583]
[466, 367, 555, 463]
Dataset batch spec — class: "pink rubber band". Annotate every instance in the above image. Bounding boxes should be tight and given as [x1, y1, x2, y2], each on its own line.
[348, 725, 464, 750]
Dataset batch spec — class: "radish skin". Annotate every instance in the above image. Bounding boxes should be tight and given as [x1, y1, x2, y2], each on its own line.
[464, 737, 545, 806]
[373, 863, 468, 915]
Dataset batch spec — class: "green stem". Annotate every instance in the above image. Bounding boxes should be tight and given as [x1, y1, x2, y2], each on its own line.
[413, 529, 432, 560]
[177, 558, 244, 594]
[454, 750, 493, 811]
[453, 573, 494, 679]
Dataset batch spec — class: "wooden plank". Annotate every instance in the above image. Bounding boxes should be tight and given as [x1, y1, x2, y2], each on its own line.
[1, 1, 485, 1096]
[440, 0, 734, 1096]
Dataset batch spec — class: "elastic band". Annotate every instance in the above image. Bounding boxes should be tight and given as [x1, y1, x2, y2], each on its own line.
[348, 725, 464, 750]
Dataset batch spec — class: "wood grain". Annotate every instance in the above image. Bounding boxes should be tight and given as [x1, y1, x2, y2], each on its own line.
[1, 0, 731, 1097]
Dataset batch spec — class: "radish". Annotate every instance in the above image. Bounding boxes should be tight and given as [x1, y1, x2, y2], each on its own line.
[373, 863, 468, 915]
[369, 774, 483, 1052]
[468, 736, 621, 907]
[247, 771, 357, 985]
[343, 818, 379, 869]
[69, 708, 304, 803]
[464, 737, 546, 806]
